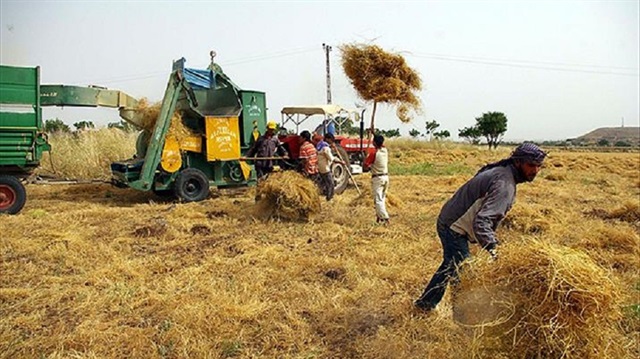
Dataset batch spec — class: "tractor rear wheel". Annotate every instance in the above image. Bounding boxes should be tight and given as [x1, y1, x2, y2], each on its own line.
[332, 145, 350, 195]
[0, 175, 27, 215]
[174, 168, 210, 202]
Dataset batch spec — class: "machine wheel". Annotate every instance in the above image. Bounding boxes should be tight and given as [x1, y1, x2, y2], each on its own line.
[331, 145, 350, 195]
[0, 175, 27, 215]
[174, 168, 210, 202]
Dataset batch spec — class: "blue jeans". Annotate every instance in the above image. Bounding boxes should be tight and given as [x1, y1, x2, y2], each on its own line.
[415, 222, 470, 309]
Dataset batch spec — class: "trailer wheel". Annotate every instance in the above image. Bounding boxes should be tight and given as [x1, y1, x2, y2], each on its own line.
[332, 145, 350, 195]
[0, 175, 27, 215]
[174, 168, 210, 202]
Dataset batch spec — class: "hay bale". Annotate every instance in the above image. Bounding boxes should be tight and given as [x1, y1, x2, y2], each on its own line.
[254, 171, 321, 221]
[455, 240, 627, 358]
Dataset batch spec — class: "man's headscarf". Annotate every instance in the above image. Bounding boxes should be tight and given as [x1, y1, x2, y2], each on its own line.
[477, 142, 547, 174]
[510, 142, 547, 165]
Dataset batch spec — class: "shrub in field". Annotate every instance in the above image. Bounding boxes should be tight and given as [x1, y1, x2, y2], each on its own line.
[39, 128, 138, 180]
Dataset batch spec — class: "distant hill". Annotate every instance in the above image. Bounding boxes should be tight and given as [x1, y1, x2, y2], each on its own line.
[573, 127, 639, 146]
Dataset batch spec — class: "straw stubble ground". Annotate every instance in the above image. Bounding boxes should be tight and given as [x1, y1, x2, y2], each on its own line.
[1, 141, 638, 358]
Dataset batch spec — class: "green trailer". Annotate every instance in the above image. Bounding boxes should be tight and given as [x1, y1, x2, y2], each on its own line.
[0, 65, 51, 214]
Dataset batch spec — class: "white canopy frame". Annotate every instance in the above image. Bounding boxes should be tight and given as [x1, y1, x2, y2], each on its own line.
[280, 105, 361, 134]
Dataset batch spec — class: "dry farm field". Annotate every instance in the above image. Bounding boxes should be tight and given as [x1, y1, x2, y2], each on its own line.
[1, 132, 639, 358]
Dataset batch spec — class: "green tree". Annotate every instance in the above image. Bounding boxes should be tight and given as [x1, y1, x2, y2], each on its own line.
[614, 140, 631, 147]
[475, 112, 508, 149]
[376, 128, 401, 138]
[597, 138, 610, 147]
[433, 130, 451, 140]
[73, 120, 95, 131]
[424, 120, 440, 141]
[409, 129, 421, 138]
[458, 126, 481, 144]
[44, 118, 70, 133]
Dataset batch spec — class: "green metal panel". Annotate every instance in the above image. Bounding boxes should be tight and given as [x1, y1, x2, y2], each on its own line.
[0, 65, 39, 107]
[0, 65, 47, 173]
[40, 84, 138, 109]
[0, 112, 39, 127]
[0, 65, 41, 128]
[128, 71, 185, 191]
[194, 84, 242, 117]
[239, 91, 266, 148]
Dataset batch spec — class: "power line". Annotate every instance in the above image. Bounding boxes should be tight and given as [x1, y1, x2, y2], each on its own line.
[85, 71, 167, 86]
[413, 51, 637, 70]
[410, 52, 639, 76]
[81, 47, 319, 85]
[221, 47, 317, 67]
[82, 47, 639, 86]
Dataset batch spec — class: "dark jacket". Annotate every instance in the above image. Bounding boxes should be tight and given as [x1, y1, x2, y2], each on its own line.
[246, 134, 284, 170]
[438, 163, 525, 249]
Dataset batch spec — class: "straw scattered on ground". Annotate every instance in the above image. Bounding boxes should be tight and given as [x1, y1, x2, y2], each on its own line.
[2, 141, 638, 358]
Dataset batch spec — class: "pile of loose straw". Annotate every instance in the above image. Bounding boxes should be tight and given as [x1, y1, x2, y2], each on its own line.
[135, 98, 198, 145]
[455, 240, 628, 358]
[254, 171, 321, 221]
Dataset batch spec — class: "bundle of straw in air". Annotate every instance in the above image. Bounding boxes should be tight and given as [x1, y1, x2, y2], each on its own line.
[254, 171, 321, 221]
[454, 240, 628, 359]
[340, 43, 422, 123]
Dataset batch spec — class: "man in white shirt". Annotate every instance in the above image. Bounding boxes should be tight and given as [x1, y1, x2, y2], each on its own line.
[363, 134, 389, 224]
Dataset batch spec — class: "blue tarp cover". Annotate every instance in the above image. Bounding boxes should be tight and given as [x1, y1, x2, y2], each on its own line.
[184, 68, 214, 89]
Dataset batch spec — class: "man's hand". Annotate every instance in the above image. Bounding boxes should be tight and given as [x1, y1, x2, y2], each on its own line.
[488, 248, 498, 261]
[486, 243, 498, 261]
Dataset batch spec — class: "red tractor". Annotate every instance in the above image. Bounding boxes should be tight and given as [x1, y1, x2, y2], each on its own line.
[276, 105, 374, 194]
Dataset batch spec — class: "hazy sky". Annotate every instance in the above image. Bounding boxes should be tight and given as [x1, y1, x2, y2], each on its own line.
[1, 0, 638, 141]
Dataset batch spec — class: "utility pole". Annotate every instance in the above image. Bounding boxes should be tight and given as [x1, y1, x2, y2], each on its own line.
[322, 43, 332, 104]
[621, 116, 624, 127]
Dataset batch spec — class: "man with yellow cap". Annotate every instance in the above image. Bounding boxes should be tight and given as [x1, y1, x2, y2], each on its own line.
[246, 120, 286, 181]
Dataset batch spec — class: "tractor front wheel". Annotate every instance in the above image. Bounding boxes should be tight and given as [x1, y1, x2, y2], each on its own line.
[174, 168, 210, 202]
[332, 145, 350, 195]
[0, 175, 27, 215]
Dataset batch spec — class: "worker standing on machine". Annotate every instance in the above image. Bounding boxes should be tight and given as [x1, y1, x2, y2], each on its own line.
[246, 120, 286, 181]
